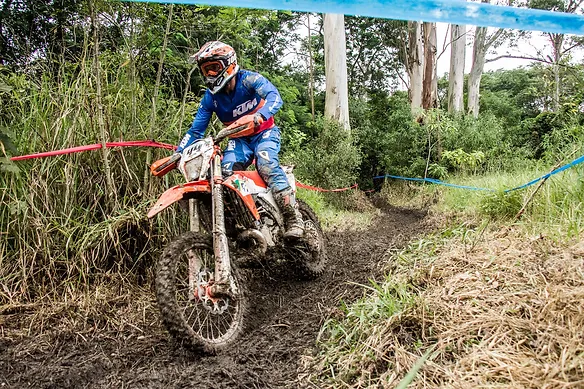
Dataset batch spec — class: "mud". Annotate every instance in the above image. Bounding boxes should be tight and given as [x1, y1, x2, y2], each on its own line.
[0, 202, 431, 388]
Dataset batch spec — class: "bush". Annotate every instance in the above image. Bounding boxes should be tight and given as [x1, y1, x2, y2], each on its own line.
[480, 190, 523, 219]
[353, 91, 427, 186]
[292, 116, 361, 190]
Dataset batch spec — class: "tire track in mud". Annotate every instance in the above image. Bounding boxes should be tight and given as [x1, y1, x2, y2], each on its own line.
[0, 204, 431, 389]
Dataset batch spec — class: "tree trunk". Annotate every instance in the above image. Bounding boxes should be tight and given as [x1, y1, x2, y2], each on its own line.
[422, 22, 437, 110]
[307, 13, 315, 122]
[448, 24, 466, 114]
[550, 33, 564, 112]
[323, 13, 350, 130]
[468, 26, 487, 117]
[407, 21, 424, 114]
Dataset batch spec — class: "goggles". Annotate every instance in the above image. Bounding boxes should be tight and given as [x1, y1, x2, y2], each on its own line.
[200, 61, 224, 78]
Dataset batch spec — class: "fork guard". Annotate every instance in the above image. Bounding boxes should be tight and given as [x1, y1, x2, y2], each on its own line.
[147, 181, 211, 218]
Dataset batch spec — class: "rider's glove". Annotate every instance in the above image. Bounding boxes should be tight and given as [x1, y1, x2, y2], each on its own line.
[253, 113, 264, 130]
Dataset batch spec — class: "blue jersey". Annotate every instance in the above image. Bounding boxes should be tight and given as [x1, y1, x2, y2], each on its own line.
[177, 69, 283, 152]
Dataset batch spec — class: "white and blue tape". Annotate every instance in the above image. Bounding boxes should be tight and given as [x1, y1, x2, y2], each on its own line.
[126, 0, 584, 35]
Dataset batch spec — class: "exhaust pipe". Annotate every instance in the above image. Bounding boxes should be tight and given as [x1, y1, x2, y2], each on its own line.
[238, 229, 268, 255]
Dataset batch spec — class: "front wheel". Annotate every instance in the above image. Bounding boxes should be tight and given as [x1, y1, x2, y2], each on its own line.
[155, 232, 247, 353]
[286, 200, 326, 279]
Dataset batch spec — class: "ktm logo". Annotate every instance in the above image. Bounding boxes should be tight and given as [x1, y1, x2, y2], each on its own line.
[233, 98, 258, 117]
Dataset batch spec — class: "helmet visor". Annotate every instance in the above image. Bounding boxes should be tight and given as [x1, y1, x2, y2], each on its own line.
[200, 61, 224, 77]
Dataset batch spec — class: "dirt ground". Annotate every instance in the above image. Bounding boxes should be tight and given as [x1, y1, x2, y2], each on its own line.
[0, 203, 431, 388]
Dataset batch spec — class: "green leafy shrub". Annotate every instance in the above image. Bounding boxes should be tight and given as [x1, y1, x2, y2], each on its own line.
[442, 149, 485, 174]
[353, 91, 427, 185]
[293, 117, 361, 190]
[480, 190, 523, 219]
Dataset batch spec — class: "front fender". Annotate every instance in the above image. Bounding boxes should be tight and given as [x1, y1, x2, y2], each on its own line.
[147, 181, 211, 218]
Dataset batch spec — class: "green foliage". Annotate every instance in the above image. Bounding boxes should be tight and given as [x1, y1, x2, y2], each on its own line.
[316, 279, 418, 384]
[480, 190, 523, 219]
[354, 91, 427, 186]
[441, 149, 485, 174]
[427, 163, 448, 179]
[344, 17, 406, 96]
[479, 67, 546, 124]
[293, 117, 361, 190]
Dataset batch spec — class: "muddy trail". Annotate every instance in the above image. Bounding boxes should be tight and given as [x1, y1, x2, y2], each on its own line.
[1, 204, 431, 388]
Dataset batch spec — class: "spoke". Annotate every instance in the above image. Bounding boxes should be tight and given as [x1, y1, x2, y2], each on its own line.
[194, 305, 202, 331]
[171, 239, 243, 344]
[185, 303, 196, 324]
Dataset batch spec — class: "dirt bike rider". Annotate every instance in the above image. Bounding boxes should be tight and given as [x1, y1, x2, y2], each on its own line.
[176, 41, 304, 239]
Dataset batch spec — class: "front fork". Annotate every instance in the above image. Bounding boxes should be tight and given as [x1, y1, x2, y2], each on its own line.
[209, 154, 235, 297]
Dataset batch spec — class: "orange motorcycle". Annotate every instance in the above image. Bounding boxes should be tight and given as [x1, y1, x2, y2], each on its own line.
[148, 118, 326, 353]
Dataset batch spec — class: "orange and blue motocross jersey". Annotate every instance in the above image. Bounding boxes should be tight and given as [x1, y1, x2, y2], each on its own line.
[177, 69, 283, 152]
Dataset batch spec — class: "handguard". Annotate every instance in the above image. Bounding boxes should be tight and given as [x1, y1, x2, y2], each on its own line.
[151, 153, 181, 177]
[215, 114, 262, 141]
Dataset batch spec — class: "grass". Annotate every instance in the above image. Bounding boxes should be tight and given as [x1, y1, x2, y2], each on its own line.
[306, 162, 584, 388]
[0, 58, 188, 306]
[306, 221, 584, 388]
[308, 278, 421, 387]
[297, 188, 378, 231]
[381, 164, 584, 239]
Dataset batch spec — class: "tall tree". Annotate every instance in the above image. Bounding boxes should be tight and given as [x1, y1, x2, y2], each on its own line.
[467, 25, 505, 117]
[407, 21, 424, 114]
[344, 17, 404, 96]
[448, 24, 466, 113]
[323, 13, 350, 130]
[422, 22, 437, 110]
[532, 0, 583, 111]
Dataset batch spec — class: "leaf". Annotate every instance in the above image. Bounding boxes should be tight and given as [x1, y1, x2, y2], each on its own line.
[8, 200, 27, 215]
[395, 345, 437, 389]
[1, 162, 20, 174]
[0, 83, 12, 93]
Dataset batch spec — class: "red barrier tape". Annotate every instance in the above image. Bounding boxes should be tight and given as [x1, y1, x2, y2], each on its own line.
[296, 182, 358, 192]
[10, 140, 358, 193]
[10, 140, 176, 161]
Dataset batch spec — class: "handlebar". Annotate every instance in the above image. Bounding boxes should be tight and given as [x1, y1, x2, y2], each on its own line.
[151, 152, 181, 176]
[214, 123, 251, 143]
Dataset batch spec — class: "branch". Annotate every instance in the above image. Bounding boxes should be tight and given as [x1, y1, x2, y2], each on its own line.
[485, 28, 505, 48]
[562, 41, 582, 55]
[486, 54, 551, 64]
[396, 69, 409, 88]
[486, 54, 577, 69]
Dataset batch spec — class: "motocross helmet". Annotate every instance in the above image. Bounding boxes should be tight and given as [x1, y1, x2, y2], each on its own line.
[190, 41, 239, 94]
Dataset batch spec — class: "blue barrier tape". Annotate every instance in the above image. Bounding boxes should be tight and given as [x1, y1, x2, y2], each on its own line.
[375, 153, 584, 193]
[504, 154, 584, 192]
[373, 174, 495, 191]
[127, 0, 584, 35]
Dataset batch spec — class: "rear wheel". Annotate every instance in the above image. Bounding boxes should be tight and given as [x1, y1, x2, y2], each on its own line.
[287, 200, 326, 279]
[156, 232, 246, 353]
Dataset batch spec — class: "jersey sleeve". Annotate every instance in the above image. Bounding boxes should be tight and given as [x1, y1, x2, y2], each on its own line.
[177, 92, 214, 152]
[242, 71, 283, 120]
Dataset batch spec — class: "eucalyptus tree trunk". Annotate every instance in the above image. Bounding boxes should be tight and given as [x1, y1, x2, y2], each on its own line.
[468, 25, 504, 117]
[468, 26, 487, 118]
[407, 21, 424, 114]
[307, 13, 316, 122]
[448, 24, 466, 113]
[422, 22, 437, 110]
[323, 13, 350, 130]
[549, 32, 564, 112]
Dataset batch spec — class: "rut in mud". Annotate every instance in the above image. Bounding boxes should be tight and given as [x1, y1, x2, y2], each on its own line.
[0, 204, 431, 388]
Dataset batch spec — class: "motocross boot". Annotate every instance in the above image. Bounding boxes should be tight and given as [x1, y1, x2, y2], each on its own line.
[274, 188, 304, 239]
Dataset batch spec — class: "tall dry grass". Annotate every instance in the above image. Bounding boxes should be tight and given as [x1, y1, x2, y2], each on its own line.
[304, 223, 584, 388]
[0, 28, 193, 306]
